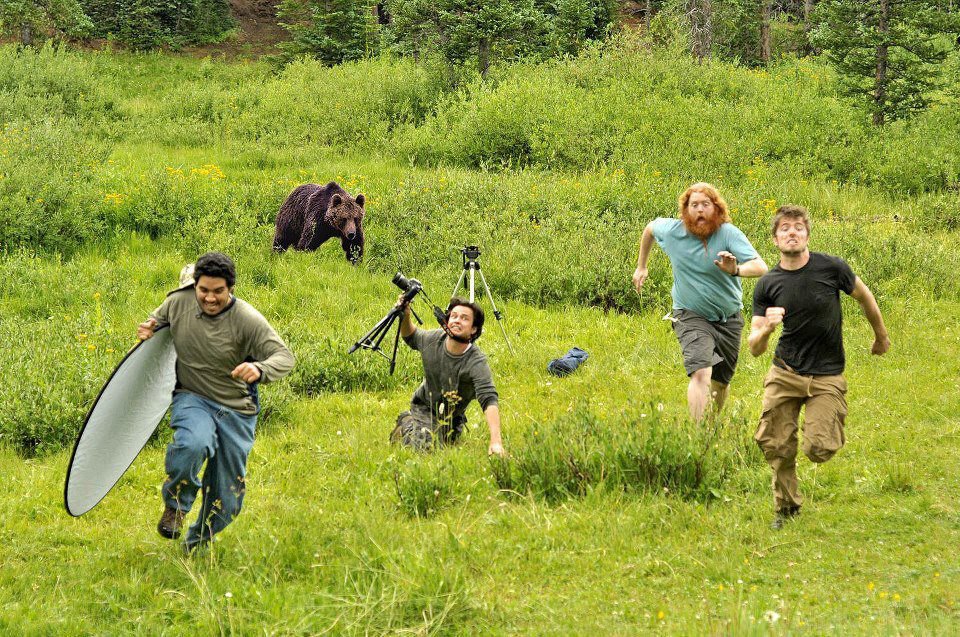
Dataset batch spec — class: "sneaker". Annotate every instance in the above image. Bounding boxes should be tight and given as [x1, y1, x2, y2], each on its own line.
[158, 506, 186, 539]
[770, 505, 801, 530]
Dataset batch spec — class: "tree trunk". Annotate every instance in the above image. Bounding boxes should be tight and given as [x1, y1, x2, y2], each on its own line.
[873, 0, 889, 126]
[643, 0, 652, 33]
[478, 37, 490, 79]
[688, 0, 712, 63]
[20, 23, 33, 47]
[803, 0, 817, 54]
[760, 0, 771, 64]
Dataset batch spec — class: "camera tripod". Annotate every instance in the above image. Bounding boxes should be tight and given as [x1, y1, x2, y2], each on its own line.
[451, 245, 515, 354]
[349, 273, 448, 374]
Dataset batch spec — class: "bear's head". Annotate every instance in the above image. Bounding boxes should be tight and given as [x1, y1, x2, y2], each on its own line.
[326, 192, 365, 240]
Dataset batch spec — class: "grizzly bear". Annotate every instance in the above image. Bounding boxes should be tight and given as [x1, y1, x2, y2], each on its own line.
[273, 182, 366, 263]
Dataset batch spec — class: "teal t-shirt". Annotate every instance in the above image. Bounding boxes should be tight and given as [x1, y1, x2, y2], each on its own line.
[651, 218, 760, 322]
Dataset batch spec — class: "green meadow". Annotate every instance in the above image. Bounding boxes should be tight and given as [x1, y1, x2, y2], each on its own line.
[1, 40, 959, 633]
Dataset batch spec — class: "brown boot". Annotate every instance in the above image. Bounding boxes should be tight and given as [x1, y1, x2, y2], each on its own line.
[157, 506, 186, 539]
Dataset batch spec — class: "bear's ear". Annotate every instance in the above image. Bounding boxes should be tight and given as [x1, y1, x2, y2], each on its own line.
[355, 193, 365, 208]
[331, 194, 342, 206]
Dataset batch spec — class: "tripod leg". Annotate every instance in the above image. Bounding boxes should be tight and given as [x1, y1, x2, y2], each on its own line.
[476, 268, 515, 355]
[452, 269, 467, 300]
[349, 307, 400, 357]
[389, 315, 402, 374]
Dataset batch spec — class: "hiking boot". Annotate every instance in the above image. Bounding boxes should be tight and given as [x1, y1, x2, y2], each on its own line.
[158, 506, 186, 539]
[770, 505, 800, 530]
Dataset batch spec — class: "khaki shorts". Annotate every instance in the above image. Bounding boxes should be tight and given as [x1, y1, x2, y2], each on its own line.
[671, 309, 744, 385]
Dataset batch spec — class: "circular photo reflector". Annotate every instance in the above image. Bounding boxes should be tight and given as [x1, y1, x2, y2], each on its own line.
[65, 326, 177, 516]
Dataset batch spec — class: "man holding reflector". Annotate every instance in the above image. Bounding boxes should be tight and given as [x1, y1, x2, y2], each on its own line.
[138, 252, 294, 551]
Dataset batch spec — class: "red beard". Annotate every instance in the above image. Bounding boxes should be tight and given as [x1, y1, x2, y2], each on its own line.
[682, 211, 723, 241]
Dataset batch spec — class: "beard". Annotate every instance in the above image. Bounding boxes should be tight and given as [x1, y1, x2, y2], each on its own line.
[778, 244, 806, 256]
[682, 211, 724, 241]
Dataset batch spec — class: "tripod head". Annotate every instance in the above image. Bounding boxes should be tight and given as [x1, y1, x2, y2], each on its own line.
[461, 245, 481, 269]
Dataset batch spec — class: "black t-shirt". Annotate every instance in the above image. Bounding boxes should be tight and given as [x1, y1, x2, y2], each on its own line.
[752, 252, 856, 376]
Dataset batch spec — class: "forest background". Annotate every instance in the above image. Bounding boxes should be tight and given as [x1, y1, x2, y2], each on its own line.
[1, 0, 960, 634]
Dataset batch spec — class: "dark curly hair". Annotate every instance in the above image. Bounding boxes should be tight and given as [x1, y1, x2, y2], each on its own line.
[194, 252, 236, 287]
[447, 297, 484, 342]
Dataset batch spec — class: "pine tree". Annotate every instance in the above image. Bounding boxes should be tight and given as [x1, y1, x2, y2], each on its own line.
[812, 0, 960, 125]
[385, 0, 548, 78]
[278, 0, 378, 64]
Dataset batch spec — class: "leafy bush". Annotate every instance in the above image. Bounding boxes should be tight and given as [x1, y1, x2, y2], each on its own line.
[0, 121, 113, 254]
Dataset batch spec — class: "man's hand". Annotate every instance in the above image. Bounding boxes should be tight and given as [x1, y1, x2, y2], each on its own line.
[713, 251, 738, 275]
[231, 362, 262, 384]
[872, 335, 891, 356]
[632, 267, 648, 292]
[137, 318, 158, 341]
[765, 306, 785, 328]
[488, 441, 505, 457]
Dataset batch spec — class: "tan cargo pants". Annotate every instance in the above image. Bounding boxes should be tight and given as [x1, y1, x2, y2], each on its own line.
[754, 364, 848, 512]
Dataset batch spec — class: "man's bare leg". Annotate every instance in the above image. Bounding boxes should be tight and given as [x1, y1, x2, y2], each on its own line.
[688, 367, 713, 421]
[710, 380, 729, 412]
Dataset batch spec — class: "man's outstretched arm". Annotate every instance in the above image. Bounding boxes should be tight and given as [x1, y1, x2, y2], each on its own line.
[632, 223, 656, 292]
[850, 277, 891, 355]
[484, 404, 504, 457]
[399, 297, 416, 338]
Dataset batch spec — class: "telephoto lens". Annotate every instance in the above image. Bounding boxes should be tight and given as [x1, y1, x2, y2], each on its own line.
[392, 271, 422, 303]
[392, 272, 413, 292]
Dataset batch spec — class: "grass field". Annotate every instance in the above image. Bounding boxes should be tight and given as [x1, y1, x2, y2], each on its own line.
[1, 40, 959, 633]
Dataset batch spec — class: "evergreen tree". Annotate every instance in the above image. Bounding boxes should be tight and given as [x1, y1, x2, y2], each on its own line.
[385, 0, 540, 77]
[278, 0, 378, 64]
[384, 0, 615, 77]
[812, 0, 960, 124]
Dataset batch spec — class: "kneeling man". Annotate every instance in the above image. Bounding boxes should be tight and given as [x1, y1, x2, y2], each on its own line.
[749, 206, 890, 529]
[392, 296, 504, 456]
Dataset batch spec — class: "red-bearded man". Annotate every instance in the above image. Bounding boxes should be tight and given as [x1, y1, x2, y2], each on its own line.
[633, 183, 768, 421]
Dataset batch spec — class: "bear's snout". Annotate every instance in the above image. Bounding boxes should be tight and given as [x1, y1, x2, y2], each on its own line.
[342, 218, 357, 240]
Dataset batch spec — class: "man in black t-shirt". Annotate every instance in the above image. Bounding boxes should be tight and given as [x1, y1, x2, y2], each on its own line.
[748, 205, 891, 530]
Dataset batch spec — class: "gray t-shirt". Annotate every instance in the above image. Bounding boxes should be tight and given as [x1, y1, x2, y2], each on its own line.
[151, 288, 295, 414]
[403, 328, 498, 426]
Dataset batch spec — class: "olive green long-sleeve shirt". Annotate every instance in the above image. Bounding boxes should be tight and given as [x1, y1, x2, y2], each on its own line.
[151, 289, 294, 414]
[402, 328, 498, 427]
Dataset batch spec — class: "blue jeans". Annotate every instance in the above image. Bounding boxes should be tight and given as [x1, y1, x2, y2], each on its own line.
[162, 391, 257, 548]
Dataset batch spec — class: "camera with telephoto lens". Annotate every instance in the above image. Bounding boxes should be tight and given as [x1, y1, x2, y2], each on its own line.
[392, 271, 423, 304]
